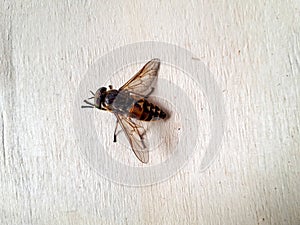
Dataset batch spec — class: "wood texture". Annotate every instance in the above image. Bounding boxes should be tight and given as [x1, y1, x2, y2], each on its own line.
[1, 0, 299, 224]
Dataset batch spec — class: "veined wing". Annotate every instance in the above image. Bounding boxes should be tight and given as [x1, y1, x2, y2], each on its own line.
[119, 58, 160, 97]
[114, 113, 149, 163]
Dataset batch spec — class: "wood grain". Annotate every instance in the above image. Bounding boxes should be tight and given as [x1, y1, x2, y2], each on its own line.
[1, 0, 299, 224]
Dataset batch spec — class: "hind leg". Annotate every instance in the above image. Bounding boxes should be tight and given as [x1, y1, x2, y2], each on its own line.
[113, 120, 118, 142]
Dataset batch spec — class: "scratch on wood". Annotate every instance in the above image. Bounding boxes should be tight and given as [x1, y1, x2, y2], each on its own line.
[287, 54, 294, 75]
[287, 52, 299, 77]
[1, 112, 6, 165]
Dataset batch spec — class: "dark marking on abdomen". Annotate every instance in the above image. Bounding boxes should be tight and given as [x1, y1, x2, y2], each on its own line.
[130, 99, 166, 121]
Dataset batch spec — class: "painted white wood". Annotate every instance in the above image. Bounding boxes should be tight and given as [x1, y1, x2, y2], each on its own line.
[1, 0, 299, 224]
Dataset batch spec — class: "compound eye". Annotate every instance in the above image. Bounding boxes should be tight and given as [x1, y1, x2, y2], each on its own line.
[95, 97, 101, 108]
[99, 87, 107, 93]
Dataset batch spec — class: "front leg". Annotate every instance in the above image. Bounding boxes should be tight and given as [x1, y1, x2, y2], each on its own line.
[100, 106, 107, 111]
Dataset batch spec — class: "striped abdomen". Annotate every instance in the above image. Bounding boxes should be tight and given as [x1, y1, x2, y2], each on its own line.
[129, 99, 166, 121]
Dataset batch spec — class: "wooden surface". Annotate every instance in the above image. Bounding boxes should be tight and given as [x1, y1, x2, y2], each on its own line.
[1, 1, 300, 224]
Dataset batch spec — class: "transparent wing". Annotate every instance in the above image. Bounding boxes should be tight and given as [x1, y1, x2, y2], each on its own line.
[114, 113, 149, 163]
[119, 58, 160, 97]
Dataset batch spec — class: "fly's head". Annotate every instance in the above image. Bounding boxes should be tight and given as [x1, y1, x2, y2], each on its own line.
[81, 87, 108, 110]
[94, 87, 107, 109]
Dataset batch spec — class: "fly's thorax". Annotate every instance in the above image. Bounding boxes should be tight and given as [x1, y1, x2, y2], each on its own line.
[109, 90, 136, 113]
[105, 89, 119, 105]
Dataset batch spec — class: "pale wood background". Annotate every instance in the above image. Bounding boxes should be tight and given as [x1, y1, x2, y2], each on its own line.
[1, 1, 300, 224]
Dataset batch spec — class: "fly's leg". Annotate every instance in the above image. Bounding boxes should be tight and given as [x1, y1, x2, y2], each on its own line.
[113, 120, 118, 142]
[100, 106, 107, 111]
